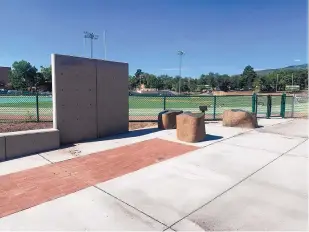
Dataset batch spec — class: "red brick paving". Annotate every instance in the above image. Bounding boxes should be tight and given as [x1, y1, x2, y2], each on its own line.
[0, 138, 197, 218]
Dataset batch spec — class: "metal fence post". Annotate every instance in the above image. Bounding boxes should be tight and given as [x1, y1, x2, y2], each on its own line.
[252, 93, 256, 113]
[280, 93, 286, 118]
[266, 95, 272, 119]
[36, 91, 40, 122]
[163, 96, 166, 110]
[291, 94, 295, 118]
[213, 96, 216, 120]
[255, 94, 258, 114]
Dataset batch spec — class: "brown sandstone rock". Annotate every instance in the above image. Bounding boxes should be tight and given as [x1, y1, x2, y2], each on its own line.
[222, 109, 258, 128]
[176, 112, 206, 143]
[158, 110, 183, 129]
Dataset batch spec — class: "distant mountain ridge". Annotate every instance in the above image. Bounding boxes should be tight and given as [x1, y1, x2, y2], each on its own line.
[255, 64, 308, 75]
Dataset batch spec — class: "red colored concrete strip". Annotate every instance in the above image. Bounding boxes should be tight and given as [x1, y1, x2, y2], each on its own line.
[0, 138, 197, 218]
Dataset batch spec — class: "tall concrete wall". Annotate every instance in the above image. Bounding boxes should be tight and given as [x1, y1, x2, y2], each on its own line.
[52, 54, 128, 145]
[97, 61, 129, 137]
[0, 66, 10, 86]
[0, 137, 5, 161]
[52, 55, 97, 144]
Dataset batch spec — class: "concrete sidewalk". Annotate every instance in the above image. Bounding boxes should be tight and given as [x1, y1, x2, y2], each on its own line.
[0, 118, 307, 231]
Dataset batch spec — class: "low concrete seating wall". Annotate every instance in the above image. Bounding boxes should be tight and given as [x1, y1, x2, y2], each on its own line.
[158, 110, 183, 129]
[176, 112, 206, 143]
[222, 109, 258, 128]
[0, 129, 60, 162]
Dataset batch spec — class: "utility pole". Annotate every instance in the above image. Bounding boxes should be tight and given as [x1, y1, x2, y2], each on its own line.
[84, 31, 99, 58]
[177, 51, 184, 95]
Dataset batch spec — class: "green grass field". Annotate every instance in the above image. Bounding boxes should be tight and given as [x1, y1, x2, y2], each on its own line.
[0, 95, 307, 121]
[0, 95, 285, 109]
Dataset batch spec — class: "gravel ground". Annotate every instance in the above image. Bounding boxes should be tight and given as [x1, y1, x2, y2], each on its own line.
[0, 122, 53, 133]
[0, 122, 157, 133]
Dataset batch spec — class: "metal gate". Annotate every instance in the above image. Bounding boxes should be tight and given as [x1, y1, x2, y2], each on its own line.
[255, 94, 285, 118]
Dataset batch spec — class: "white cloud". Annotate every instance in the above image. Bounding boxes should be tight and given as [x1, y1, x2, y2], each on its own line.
[294, 59, 301, 62]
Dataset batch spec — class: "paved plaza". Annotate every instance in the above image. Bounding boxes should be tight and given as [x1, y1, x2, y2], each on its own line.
[0, 118, 307, 231]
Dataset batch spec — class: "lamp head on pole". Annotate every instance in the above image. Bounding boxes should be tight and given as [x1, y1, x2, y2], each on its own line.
[84, 31, 99, 40]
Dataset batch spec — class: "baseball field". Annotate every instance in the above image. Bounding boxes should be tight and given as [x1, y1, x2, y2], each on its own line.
[0, 95, 307, 122]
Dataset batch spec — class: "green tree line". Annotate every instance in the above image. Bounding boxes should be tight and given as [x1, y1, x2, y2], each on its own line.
[130, 66, 308, 92]
[6, 60, 51, 91]
[5, 60, 308, 93]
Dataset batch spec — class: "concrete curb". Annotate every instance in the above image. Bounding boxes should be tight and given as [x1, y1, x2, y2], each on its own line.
[0, 129, 60, 161]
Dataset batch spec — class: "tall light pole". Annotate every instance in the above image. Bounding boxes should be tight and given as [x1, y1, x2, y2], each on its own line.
[177, 51, 184, 94]
[84, 31, 99, 58]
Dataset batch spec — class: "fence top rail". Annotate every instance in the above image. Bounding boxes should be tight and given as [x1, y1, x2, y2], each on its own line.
[129, 95, 254, 98]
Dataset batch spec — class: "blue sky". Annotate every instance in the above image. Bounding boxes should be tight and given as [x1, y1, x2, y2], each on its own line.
[0, 0, 307, 77]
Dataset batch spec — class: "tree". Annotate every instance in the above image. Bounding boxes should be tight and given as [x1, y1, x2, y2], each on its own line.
[9, 60, 38, 90]
[158, 75, 173, 90]
[144, 73, 157, 88]
[39, 66, 52, 82]
[242, 65, 257, 90]
[128, 75, 139, 90]
[253, 77, 261, 92]
[229, 75, 240, 90]
[217, 74, 230, 91]
[134, 69, 143, 88]
[156, 77, 164, 90]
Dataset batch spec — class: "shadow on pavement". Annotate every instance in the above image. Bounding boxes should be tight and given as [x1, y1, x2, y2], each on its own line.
[202, 134, 223, 142]
[103, 128, 160, 140]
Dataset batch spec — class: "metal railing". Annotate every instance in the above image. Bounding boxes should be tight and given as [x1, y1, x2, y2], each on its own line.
[0, 94, 307, 123]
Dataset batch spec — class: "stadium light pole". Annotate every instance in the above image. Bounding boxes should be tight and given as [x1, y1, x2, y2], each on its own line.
[84, 31, 99, 58]
[177, 51, 185, 94]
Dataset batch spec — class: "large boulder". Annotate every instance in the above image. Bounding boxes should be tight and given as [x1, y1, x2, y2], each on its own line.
[176, 112, 205, 143]
[222, 109, 258, 128]
[158, 110, 183, 129]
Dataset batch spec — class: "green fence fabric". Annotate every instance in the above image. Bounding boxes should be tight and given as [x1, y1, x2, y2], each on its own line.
[0, 94, 307, 123]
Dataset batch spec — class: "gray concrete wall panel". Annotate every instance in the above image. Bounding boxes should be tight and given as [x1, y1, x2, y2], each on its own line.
[0, 137, 5, 162]
[52, 55, 97, 144]
[96, 61, 129, 137]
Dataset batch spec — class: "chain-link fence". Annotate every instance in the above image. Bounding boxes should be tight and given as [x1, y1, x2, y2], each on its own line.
[0, 92, 52, 122]
[0, 93, 307, 123]
[290, 94, 308, 118]
[129, 94, 308, 121]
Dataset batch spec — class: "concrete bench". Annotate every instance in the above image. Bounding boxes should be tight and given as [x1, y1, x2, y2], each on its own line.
[0, 129, 60, 161]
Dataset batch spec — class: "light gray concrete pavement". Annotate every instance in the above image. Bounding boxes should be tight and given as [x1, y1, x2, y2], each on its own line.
[0, 118, 307, 231]
[287, 140, 308, 158]
[0, 155, 50, 176]
[171, 155, 307, 231]
[257, 118, 308, 138]
[0, 187, 166, 231]
[222, 130, 306, 153]
[96, 142, 281, 226]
